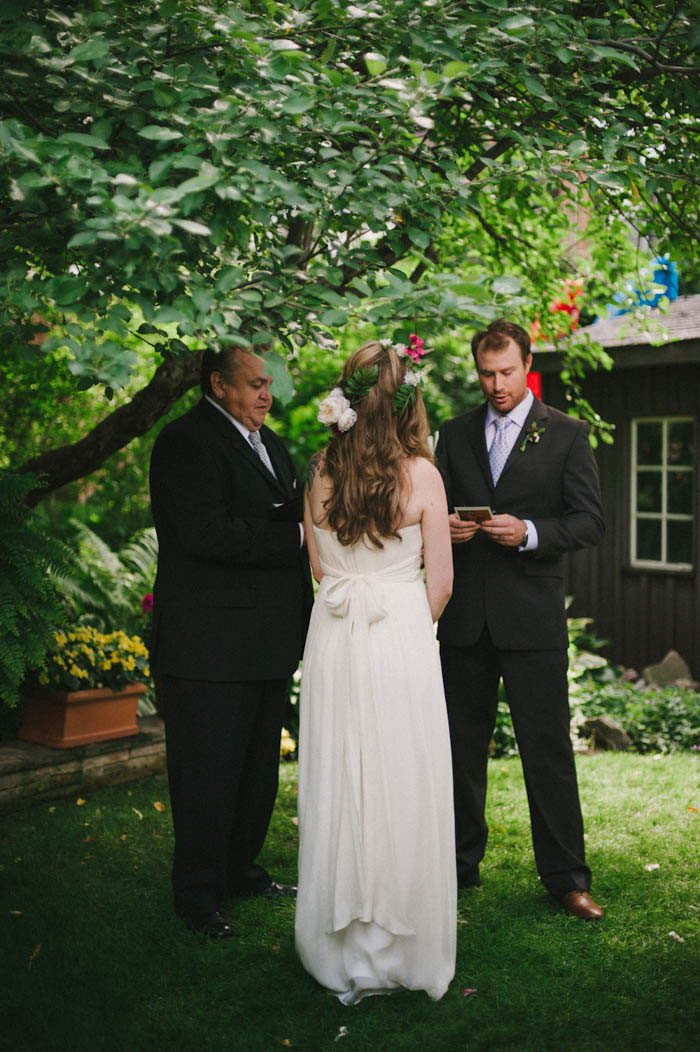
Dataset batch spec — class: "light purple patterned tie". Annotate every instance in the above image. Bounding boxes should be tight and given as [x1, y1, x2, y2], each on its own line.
[489, 416, 510, 485]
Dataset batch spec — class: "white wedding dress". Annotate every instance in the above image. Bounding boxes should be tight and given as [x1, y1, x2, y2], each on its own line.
[295, 523, 456, 1004]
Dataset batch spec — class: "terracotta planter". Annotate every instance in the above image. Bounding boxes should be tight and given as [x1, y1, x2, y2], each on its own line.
[19, 683, 147, 749]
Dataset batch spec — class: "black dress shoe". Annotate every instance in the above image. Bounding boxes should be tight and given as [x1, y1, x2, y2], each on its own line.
[260, 881, 297, 899]
[184, 911, 235, 939]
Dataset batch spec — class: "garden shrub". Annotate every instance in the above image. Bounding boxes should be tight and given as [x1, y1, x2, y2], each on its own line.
[0, 471, 68, 714]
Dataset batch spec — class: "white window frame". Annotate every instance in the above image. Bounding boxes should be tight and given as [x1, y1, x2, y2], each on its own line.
[630, 416, 694, 571]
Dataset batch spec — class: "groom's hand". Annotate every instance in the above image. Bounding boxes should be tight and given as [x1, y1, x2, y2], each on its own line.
[448, 513, 480, 544]
[480, 514, 528, 548]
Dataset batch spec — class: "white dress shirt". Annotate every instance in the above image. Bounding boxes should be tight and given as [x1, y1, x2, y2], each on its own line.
[485, 389, 538, 551]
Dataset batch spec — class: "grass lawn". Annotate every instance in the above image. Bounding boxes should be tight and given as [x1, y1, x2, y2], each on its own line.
[2, 753, 699, 1052]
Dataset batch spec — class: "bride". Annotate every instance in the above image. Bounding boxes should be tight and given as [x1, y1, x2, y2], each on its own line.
[295, 337, 457, 1004]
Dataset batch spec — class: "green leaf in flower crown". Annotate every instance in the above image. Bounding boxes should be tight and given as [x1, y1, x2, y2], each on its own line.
[345, 366, 378, 405]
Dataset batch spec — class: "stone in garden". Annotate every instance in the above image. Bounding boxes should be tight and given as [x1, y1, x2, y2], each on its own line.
[643, 650, 692, 687]
[581, 715, 631, 751]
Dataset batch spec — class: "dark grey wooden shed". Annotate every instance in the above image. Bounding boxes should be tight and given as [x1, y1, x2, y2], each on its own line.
[536, 294, 700, 676]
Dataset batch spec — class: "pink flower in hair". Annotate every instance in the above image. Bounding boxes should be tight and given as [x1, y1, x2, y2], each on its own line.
[407, 334, 427, 362]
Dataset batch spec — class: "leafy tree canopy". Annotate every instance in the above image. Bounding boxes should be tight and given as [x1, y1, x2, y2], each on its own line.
[2, 0, 699, 497]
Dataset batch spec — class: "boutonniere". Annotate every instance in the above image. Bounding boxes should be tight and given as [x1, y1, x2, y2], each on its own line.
[520, 421, 546, 452]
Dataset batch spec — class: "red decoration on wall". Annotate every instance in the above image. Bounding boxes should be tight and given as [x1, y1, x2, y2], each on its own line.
[526, 371, 542, 399]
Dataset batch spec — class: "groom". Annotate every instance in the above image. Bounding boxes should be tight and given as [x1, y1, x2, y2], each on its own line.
[436, 319, 605, 919]
[149, 346, 312, 937]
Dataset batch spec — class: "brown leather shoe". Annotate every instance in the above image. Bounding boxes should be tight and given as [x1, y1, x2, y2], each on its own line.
[560, 891, 604, 920]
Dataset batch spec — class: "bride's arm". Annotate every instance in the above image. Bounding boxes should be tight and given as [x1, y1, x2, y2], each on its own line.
[419, 462, 453, 622]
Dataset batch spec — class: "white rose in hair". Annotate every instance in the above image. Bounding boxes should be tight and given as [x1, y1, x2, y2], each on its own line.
[329, 387, 346, 400]
[317, 394, 348, 425]
[394, 344, 408, 358]
[404, 369, 420, 386]
[337, 407, 358, 432]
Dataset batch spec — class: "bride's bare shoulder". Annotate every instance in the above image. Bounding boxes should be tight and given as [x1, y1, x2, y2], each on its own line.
[405, 455, 441, 485]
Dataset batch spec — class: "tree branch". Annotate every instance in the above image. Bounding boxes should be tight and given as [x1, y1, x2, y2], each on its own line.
[19, 351, 203, 506]
[586, 38, 700, 73]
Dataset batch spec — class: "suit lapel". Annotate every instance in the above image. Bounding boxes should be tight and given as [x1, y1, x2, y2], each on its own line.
[261, 425, 296, 499]
[200, 399, 289, 498]
[465, 404, 495, 492]
[495, 396, 550, 488]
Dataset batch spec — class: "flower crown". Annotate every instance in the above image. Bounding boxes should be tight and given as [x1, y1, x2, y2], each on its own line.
[317, 335, 428, 433]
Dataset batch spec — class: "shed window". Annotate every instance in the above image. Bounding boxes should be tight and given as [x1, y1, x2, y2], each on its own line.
[631, 417, 694, 570]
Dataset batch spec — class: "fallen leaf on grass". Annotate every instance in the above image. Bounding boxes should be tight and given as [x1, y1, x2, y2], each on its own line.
[281, 1041, 291, 1048]
[153, 801, 167, 812]
[668, 931, 685, 943]
[83, 835, 102, 843]
[457, 918, 468, 925]
[462, 988, 477, 997]
[76, 798, 86, 806]
[644, 863, 660, 871]
[334, 1027, 349, 1042]
[120, 834, 128, 841]
[28, 944, 40, 968]
[48, 806, 55, 814]
[132, 808, 143, 820]
[500, 767, 508, 773]
[290, 816, 299, 825]
[10, 909, 22, 916]
[272, 944, 280, 952]
[688, 806, 697, 813]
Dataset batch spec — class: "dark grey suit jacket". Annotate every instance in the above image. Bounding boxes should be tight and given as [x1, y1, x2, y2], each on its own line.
[149, 398, 313, 681]
[436, 397, 604, 651]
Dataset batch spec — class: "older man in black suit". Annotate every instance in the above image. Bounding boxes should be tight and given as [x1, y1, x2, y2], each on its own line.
[149, 347, 312, 938]
[436, 320, 605, 920]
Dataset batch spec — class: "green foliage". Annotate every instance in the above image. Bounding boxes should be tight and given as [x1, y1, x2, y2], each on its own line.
[52, 521, 159, 640]
[344, 365, 378, 405]
[0, 472, 68, 707]
[493, 608, 700, 757]
[575, 683, 700, 755]
[2, 0, 699, 411]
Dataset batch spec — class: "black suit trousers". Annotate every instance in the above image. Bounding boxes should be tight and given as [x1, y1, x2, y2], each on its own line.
[162, 675, 287, 920]
[441, 629, 591, 897]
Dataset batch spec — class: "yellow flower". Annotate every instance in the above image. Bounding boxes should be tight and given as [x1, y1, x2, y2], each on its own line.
[54, 632, 67, 647]
[280, 727, 296, 757]
[39, 671, 49, 685]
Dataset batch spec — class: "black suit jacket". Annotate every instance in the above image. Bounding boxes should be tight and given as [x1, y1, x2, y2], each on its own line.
[149, 398, 313, 681]
[436, 397, 604, 651]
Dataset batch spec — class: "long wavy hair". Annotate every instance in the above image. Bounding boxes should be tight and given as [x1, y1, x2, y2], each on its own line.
[323, 340, 432, 547]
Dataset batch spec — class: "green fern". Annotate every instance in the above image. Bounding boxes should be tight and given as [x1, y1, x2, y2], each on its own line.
[0, 472, 69, 709]
[51, 523, 158, 639]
